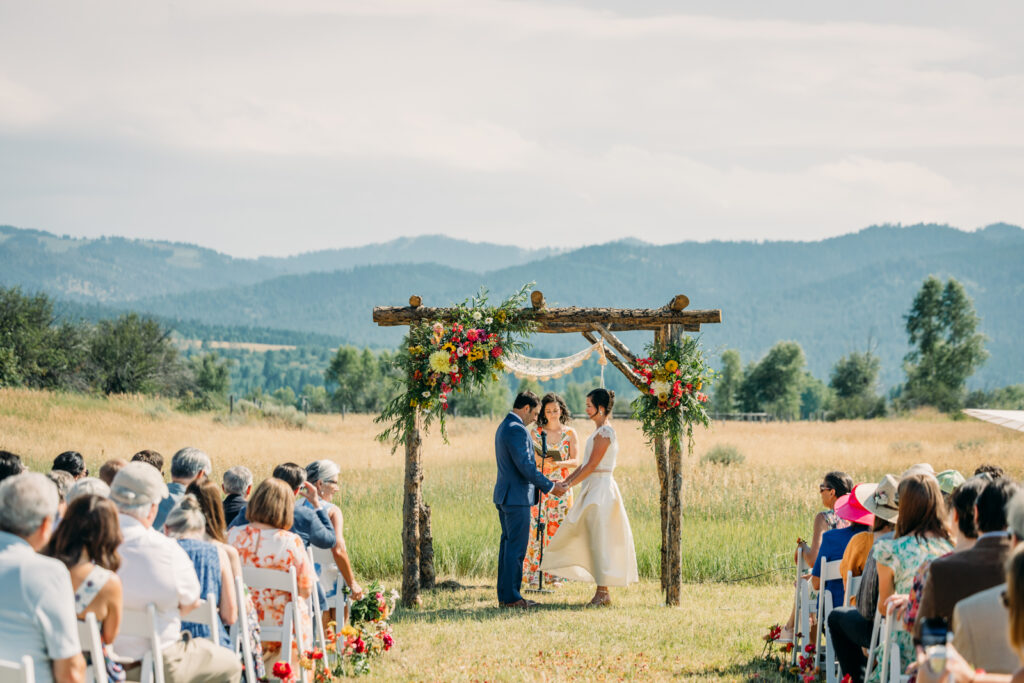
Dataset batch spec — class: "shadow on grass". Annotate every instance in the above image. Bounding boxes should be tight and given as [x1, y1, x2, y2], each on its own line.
[675, 655, 792, 682]
[392, 598, 594, 624]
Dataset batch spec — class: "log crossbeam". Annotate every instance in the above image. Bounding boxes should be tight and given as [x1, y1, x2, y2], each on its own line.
[373, 306, 720, 330]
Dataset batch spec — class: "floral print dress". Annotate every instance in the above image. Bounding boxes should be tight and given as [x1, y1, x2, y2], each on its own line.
[523, 426, 576, 588]
[228, 524, 317, 655]
[867, 534, 954, 683]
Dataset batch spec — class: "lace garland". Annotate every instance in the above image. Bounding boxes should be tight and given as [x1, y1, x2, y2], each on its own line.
[503, 340, 607, 384]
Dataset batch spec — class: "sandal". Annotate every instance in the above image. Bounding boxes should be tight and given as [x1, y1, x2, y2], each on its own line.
[585, 590, 611, 608]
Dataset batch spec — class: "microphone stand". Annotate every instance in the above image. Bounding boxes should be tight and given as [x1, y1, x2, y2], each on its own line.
[526, 430, 553, 594]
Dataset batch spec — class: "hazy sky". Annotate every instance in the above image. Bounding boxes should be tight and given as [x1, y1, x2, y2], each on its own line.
[1, 1, 1022, 257]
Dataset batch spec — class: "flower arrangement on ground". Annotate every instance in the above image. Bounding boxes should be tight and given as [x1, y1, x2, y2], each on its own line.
[376, 285, 536, 448]
[282, 582, 399, 680]
[630, 336, 714, 451]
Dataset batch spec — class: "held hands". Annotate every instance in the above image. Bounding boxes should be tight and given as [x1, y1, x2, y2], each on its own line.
[550, 481, 570, 496]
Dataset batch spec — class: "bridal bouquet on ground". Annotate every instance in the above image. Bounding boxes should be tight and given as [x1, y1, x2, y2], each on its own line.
[292, 582, 399, 680]
[376, 285, 535, 448]
[630, 336, 714, 450]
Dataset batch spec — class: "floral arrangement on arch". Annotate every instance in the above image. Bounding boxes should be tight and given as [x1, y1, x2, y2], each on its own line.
[376, 285, 536, 448]
[272, 582, 400, 681]
[630, 336, 714, 451]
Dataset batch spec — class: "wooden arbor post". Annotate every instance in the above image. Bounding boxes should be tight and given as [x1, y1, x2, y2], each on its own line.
[372, 292, 721, 608]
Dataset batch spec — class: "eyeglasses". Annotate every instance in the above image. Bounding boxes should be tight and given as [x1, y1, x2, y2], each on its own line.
[322, 479, 338, 486]
[819, 485, 833, 492]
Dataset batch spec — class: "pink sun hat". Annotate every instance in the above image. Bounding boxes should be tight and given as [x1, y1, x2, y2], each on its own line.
[834, 487, 875, 526]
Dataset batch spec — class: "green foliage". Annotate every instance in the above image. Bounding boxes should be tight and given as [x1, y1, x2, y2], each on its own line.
[901, 277, 988, 412]
[713, 349, 743, 414]
[799, 372, 831, 420]
[215, 398, 308, 429]
[89, 313, 185, 395]
[515, 377, 543, 398]
[453, 379, 508, 418]
[179, 353, 233, 412]
[701, 444, 745, 466]
[301, 384, 332, 413]
[630, 336, 714, 452]
[739, 341, 806, 420]
[325, 346, 402, 414]
[375, 285, 537, 449]
[828, 350, 887, 420]
[271, 386, 296, 407]
[966, 384, 1024, 410]
[0, 286, 90, 390]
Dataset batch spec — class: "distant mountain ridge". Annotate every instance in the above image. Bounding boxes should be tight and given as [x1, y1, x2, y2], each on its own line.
[3, 222, 1023, 389]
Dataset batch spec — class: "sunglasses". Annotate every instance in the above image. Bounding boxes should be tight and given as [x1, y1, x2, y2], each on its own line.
[819, 485, 833, 492]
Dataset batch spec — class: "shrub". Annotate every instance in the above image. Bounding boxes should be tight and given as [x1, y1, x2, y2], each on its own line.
[701, 444, 745, 466]
[215, 399, 307, 430]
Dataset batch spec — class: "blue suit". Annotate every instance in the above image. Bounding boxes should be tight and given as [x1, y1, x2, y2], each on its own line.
[493, 411, 554, 604]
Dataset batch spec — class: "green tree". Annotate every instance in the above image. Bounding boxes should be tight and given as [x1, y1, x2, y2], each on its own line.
[902, 277, 988, 412]
[179, 352, 233, 411]
[272, 386, 297, 407]
[828, 350, 886, 419]
[516, 377, 543, 399]
[713, 349, 743, 414]
[454, 379, 509, 418]
[740, 341, 806, 420]
[301, 384, 332, 413]
[799, 372, 831, 420]
[0, 286, 89, 389]
[89, 313, 184, 395]
[325, 345, 364, 413]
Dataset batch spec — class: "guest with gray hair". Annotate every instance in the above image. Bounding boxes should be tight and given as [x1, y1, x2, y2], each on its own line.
[111, 463, 239, 682]
[66, 477, 111, 505]
[304, 459, 364, 602]
[220, 466, 252, 523]
[165, 495, 236, 647]
[47, 470, 75, 524]
[0, 472, 86, 683]
[153, 447, 213, 532]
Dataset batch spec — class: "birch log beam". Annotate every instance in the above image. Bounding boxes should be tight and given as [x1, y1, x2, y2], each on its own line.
[373, 306, 720, 329]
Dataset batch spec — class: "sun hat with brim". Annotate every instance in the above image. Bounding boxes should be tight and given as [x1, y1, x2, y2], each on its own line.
[901, 463, 936, 480]
[834, 490, 875, 526]
[936, 469, 966, 495]
[110, 461, 169, 507]
[860, 474, 899, 523]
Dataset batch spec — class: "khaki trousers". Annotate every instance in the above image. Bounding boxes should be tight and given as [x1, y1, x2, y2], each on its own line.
[126, 635, 241, 683]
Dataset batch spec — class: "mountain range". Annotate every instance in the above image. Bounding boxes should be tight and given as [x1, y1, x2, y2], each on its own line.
[2, 222, 1022, 389]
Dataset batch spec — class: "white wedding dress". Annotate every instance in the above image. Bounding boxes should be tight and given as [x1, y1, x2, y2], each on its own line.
[540, 423, 639, 587]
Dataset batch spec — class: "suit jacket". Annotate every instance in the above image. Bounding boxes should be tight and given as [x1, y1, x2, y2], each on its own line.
[222, 494, 246, 524]
[914, 534, 1012, 640]
[953, 583, 1018, 674]
[152, 482, 186, 532]
[493, 412, 554, 507]
[229, 500, 336, 549]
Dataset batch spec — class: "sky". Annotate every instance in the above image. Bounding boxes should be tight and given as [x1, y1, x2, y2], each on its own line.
[1, 0, 1022, 258]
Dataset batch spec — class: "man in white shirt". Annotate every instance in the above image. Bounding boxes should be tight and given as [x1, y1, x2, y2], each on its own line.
[0, 472, 86, 683]
[110, 462, 240, 683]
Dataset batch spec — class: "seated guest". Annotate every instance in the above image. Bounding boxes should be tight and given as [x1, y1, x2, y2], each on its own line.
[164, 495, 236, 648]
[813, 488, 873, 608]
[53, 451, 88, 481]
[228, 478, 315, 666]
[952, 488, 1024, 675]
[0, 449, 26, 482]
[914, 477, 1018, 640]
[98, 459, 127, 487]
[840, 483, 895, 592]
[305, 459, 364, 601]
[0, 472, 86, 683]
[188, 479, 265, 679]
[228, 463, 335, 549]
[44, 495, 126, 682]
[67, 477, 111, 504]
[869, 474, 953, 682]
[47, 470, 74, 523]
[828, 477, 898, 683]
[938, 469, 967, 513]
[110, 462, 240, 683]
[153, 447, 212, 532]
[221, 466, 252, 523]
[975, 464, 1005, 480]
[130, 450, 163, 475]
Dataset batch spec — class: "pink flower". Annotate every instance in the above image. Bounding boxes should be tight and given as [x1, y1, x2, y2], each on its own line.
[466, 329, 479, 342]
[491, 346, 502, 358]
[381, 633, 394, 651]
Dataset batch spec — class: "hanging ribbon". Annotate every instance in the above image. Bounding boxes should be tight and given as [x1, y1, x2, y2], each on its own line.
[503, 340, 606, 383]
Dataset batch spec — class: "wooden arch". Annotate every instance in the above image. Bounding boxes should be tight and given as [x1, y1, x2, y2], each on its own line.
[373, 292, 723, 607]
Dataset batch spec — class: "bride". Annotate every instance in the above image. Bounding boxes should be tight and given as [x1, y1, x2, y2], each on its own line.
[540, 388, 639, 606]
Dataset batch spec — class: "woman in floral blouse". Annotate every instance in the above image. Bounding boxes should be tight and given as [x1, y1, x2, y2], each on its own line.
[228, 478, 316, 667]
[523, 392, 579, 588]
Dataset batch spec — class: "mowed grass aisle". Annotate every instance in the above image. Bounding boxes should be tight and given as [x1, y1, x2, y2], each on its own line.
[3, 387, 1022, 680]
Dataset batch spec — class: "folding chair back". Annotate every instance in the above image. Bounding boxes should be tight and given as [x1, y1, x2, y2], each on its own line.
[817, 559, 842, 683]
[0, 655, 35, 683]
[307, 548, 328, 657]
[794, 553, 812, 666]
[78, 611, 109, 683]
[241, 565, 305, 680]
[845, 571, 862, 608]
[863, 609, 883, 683]
[185, 594, 221, 645]
[119, 603, 165, 683]
[229, 576, 257, 683]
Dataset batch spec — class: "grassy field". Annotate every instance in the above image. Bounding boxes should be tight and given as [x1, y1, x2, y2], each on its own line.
[2, 387, 1022, 680]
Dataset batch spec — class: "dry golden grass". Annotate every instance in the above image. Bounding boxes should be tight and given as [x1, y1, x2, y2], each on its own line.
[3, 387, 1022, 680]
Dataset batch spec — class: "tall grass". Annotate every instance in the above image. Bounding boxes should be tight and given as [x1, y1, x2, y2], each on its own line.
[3, 387, 1022, 585]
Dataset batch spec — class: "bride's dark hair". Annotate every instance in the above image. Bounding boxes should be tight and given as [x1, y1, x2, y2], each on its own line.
[587, 388, 614, 415]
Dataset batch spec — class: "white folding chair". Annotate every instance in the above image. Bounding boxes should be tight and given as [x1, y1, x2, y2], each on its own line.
[78, 612, 109, 683]
[311, 546, 351, 628]
[844, 571, 862, 608]
[816, 559, 842, 683]
[242, 565, 307, 683]
[793, 552, 812, 667]
[0, 655, 35, 683]
[184, 594, 221, 645]
[877, 602, 912, 683]
[118, 604, 165, 683]
[863, 609, 883, 683]
[229, 576, 256, 683]
[307, 548, 328, 657]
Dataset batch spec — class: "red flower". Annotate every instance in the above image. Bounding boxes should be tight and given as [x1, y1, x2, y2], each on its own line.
[467, 329, 479, 342]
[353, 638, 366, 654]
[491, 346, 502, 358]
[381, 633, 394, 651]
[685, 383, 693, 392]
[272, 662, 293, 680]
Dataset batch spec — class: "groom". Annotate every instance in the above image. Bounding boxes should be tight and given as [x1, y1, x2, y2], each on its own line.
[493, 391, 569, 608]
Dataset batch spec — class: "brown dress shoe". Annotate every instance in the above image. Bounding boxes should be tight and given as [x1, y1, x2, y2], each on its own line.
[499, 599, 532, 609]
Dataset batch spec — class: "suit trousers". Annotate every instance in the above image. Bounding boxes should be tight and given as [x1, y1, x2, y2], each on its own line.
[496, 503, 531, 604]
[827, 606, 874, 683]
